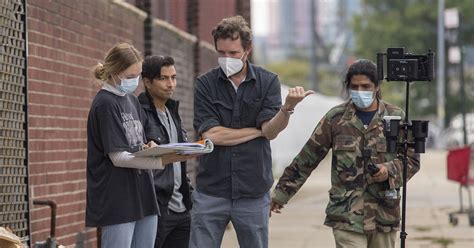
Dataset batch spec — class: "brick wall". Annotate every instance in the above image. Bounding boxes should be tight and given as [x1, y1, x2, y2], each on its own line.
[199, 41, 219, 76]
[25, 0, 219, 246]
[27, 0, 145, 246]
[139, 0, 251, 45]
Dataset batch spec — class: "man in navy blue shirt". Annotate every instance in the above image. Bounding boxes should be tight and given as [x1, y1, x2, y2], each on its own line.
[191, 15, 312, 248]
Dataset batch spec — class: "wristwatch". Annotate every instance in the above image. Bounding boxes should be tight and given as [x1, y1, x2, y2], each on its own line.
[280, 107, 294, 115]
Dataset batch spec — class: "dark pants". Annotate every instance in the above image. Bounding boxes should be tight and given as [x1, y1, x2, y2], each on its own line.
[155, 209, 191, 248]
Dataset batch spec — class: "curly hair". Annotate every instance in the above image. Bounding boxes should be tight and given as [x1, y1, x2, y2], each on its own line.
[212, 15, 252, 50]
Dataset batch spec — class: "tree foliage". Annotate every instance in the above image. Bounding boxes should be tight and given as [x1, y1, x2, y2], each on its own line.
[352, 0, 474, 120]
[266, 59, 343, 97]
[266, 59, 310, 88]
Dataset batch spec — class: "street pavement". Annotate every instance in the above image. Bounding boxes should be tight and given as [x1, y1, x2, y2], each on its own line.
[221, 149, 474, 247]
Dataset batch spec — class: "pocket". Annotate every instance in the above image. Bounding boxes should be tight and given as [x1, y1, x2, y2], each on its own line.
[377, 193, 401, 225]
[333, 135, 358, 169]
[211, 100, 233, 126]
[145, 123, 167, 144]
[241, 98, 262, 127]
[212, 100, 233, 110]
[326, 188, 353, 216]
[334, 135, 357, 151]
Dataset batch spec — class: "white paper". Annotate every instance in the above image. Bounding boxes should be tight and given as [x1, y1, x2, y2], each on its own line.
[133, 139, 214, 157]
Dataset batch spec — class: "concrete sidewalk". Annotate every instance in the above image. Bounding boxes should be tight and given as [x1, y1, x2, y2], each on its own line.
[222, 149, 474, 247]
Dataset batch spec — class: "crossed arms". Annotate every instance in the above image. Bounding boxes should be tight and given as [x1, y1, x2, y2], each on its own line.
[201, 86, 313, 146]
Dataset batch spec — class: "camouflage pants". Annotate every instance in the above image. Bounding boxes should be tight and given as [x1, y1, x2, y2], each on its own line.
[333, 228, 396, 248]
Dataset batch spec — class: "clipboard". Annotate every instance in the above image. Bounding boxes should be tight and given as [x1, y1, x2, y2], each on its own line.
[133, 139, 214, 157]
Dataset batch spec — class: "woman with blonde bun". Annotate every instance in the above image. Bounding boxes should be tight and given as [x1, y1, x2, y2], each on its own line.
[86, 43, 188, 248]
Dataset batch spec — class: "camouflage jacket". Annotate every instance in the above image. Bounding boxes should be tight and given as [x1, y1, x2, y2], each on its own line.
[272, 100, 420, 234]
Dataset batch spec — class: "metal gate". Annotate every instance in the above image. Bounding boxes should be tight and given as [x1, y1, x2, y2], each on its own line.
[0, 0, 29, 243]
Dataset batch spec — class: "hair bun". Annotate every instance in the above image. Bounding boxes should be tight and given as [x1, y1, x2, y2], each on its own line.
[93, 63, 106, 80]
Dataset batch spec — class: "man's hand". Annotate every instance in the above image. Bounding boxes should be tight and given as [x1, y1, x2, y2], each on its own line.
[372, 164, 389, 182]
[282, 86, 314, 111]
[269, 200, 284, 217]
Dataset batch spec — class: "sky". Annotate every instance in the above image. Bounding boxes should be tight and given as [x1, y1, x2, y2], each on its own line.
[251, 0, 270, 36]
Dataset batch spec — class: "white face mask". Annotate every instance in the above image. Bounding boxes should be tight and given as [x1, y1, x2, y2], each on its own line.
[117, 75, 140, 94]
[350, 90, 374, 109]
[218, 53, 245, 77]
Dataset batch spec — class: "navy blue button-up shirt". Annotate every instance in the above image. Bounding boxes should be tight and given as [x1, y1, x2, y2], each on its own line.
[193, 63, 282, 199]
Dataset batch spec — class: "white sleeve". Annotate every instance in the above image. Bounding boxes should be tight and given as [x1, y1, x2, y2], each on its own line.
[109, 151, 165, 170]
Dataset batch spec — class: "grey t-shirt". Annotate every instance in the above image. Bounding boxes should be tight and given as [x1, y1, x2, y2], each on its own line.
[157, 107, 186, 212]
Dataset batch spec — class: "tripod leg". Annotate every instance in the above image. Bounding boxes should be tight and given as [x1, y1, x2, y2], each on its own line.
[468, 186, 474, 226]
[468, 185, 472, 211]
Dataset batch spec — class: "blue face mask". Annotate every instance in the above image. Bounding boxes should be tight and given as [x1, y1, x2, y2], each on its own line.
[350, 90, 374, 109]
[117, 76, 140, 94]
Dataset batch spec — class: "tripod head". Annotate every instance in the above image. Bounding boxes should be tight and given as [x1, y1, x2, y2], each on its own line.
[382, 116, 429, 154]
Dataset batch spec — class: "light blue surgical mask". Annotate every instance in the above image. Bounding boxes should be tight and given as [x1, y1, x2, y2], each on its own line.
[117, 75, 140, 94]
[350, 90, 374, 109]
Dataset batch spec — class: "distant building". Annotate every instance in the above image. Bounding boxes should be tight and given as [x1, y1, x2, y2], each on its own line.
[255, 0, 360, 65]
[130, 0, 251, 45]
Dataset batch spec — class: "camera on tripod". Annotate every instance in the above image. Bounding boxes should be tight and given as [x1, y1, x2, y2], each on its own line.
[383, 116, 429, 154]
[376, 47, 434, 154]
[377, 47, 435, 82]
[375, 47, 435, 248]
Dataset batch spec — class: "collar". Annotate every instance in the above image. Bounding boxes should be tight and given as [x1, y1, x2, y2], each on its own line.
[342, 99, 387, 132]
[342, 99, 386, 120]
[102, 83, 126, 96]
[138, 91, 179, 112]
[227, 76, 247, 91]
[217, 61, 257, 82]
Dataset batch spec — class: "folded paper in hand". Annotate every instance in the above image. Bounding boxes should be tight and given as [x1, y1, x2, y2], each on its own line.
[133, 139, 214, 157]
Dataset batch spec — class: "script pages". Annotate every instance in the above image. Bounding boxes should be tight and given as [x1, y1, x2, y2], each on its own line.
[133, 139, 214, 157]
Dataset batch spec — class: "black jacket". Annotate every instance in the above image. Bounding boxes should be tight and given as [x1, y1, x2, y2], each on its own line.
[138, 92, 192, 212]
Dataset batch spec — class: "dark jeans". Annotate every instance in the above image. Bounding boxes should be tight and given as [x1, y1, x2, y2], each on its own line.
[155, 208, 190, 248]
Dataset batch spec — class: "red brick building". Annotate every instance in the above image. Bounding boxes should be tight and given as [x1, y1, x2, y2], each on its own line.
[127, 0, 251, 44]
[0, 0, 250, 247]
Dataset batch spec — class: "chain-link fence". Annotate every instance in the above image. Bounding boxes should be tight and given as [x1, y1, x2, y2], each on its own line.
[0, 0, 29, 242]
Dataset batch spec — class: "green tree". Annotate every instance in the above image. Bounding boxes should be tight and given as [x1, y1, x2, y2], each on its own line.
[352, 0, 474, 120]
[266, 59, 309, 88]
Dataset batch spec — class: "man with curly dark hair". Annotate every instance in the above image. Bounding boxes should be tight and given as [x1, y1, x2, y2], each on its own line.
[191, 16, 312, 248]
[271, 59, 420, 248]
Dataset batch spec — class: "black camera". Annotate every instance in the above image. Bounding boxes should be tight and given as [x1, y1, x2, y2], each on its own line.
[383, 116, 402, 153]
[377, 47, 435, 82]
